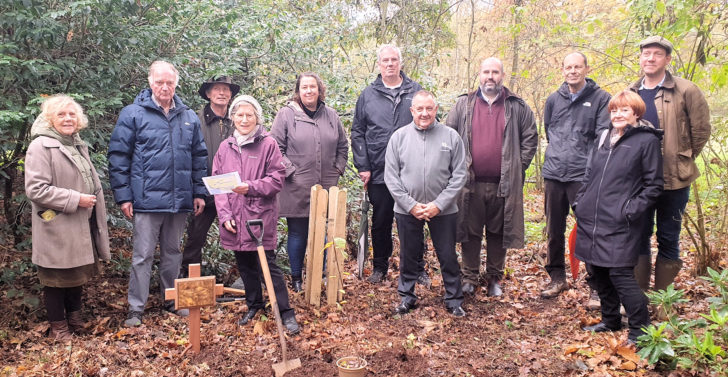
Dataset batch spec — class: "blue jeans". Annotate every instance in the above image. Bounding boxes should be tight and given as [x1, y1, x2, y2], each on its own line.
[640, 187, 690, 261]
[286, 217, 309, 278]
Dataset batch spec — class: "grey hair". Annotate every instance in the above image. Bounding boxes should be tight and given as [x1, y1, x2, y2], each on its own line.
[228, 95, 264, 125]
[377, 44, 403, 64]
[412, 90, 438, 106]
[147, 60, 179, 87]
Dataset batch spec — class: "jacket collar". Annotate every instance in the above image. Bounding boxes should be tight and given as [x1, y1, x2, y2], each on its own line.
[630, 71, 676, 91]
[556, 77, 598, 99]
[134, 88, 189, 116]
[371, 71, 416, 92]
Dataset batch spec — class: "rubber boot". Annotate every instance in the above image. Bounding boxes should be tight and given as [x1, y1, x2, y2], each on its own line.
[633, 255, 652, 291]
[654, 256, 683, 320]
[66, 310, 85, 335]
[49, 320, 73, 341]
[654, 256, 682, 291]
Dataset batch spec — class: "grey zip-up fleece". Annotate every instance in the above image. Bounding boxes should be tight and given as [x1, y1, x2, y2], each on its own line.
[384, 121, 467, 215]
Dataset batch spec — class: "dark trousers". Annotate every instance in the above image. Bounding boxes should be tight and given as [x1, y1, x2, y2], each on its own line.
[640, 187, 690, 261]
[588, 265, 650, 341]
[461, 182, 506, 283]
[181, 197, 217, 269]
[395, 213, 463, 309]
[234, 250, 295, 320]
[285, 217, 309, 278]
[368, 184, 395, 273]
[544, 179, 582, 281]
[44, 286, 82, 322]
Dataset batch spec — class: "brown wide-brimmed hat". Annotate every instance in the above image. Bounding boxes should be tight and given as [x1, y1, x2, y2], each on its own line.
[198, 76, 240, 101]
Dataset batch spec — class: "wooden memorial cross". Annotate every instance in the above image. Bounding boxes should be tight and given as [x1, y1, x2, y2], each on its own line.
[164, 263, 223, 353]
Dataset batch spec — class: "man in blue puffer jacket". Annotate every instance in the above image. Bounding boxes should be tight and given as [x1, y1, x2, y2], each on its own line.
[109, 61, 207, 327]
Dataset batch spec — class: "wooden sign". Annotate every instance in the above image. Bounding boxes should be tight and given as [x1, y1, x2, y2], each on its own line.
[164, 264, 223, 353]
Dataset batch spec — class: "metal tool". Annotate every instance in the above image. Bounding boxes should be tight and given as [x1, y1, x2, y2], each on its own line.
[245, 219, 301, 376]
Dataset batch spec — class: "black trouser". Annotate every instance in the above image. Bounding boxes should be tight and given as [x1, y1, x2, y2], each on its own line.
[544, 179, 581, 281]
[395, 213, 463, 309]
[44, 286, 82, 322]
[234, 250, 295, 320]
[368, 184, 395, 273]
[181, 197, 217, 271]
[587, 265, 650, 341]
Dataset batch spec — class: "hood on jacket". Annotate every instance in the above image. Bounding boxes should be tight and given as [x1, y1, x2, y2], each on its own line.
[556, 77, 600, 100]
[371, 71, 418, 92]
[609, 119, 664, 143]
[133, 88, 189, 113]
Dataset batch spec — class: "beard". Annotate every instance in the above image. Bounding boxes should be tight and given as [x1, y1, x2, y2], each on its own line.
[480, 81, 502, 97]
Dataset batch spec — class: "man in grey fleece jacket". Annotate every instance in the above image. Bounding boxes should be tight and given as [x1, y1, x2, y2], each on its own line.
[384, 90, 467, 317]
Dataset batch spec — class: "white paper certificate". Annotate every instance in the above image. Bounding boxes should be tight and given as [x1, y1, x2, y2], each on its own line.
[202, 172, 242, 195]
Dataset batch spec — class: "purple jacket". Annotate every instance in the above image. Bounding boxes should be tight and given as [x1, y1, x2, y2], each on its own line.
[213, 128, 285, 251]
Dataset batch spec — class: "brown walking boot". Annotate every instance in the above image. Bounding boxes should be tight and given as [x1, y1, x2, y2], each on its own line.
[66, 310, 85, 335]
[49, 320, 73, 342]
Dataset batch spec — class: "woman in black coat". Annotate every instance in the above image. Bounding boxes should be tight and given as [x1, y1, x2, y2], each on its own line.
[573, 90, 663, 346]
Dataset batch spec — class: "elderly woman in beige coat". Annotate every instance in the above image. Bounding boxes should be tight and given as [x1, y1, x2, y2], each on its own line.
[25, 94, 111, 341]
[270, 72, 348, 292]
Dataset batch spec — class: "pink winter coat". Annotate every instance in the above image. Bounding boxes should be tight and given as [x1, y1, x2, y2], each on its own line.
[212, 129, 285, 251]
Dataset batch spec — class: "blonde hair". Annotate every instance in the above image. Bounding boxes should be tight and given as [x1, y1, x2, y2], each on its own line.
[40, 94, 88, 131]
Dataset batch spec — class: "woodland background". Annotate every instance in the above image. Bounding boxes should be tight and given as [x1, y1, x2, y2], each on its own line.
[1, 1, 728, 376]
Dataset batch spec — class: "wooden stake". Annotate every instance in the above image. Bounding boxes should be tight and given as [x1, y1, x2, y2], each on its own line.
[308, 187, 329, 307]
[326, 187, 348, 305]
[304, 185, 322, 301]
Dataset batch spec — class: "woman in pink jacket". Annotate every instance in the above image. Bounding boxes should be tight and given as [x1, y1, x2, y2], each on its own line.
[213, 95, 300, 334]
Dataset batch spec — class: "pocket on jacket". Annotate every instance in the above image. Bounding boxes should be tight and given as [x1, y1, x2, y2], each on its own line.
[676, 149, 696, 180]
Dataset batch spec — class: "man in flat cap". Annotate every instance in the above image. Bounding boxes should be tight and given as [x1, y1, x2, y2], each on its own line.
[628, 36, 711, 293]
[180, 76, 240, 275]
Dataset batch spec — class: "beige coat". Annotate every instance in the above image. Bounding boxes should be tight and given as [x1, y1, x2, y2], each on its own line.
[25, 130, 111, 269]
[629, 72, 711, 190]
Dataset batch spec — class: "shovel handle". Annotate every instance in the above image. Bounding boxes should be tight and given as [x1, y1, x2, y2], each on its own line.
[245, 219, 264, 246]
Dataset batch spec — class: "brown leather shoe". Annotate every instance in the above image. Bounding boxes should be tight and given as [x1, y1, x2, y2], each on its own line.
[66, 310, 85, 335]
[50, 320, 73, 341]
[540, 279, 568, 299]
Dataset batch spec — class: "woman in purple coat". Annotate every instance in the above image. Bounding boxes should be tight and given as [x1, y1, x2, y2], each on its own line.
[213, 95, 300, 334]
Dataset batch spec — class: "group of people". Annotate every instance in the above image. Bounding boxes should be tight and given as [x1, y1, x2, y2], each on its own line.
[26, 36, 710, 347]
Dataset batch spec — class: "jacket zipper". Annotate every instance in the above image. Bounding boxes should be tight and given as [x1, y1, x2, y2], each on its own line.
[591, 147, 613, 249]
[422, 127, 427, 203]
[168, 113, 176, 212]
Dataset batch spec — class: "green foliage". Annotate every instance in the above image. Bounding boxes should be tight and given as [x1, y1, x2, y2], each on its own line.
[638, 269, 728, 374]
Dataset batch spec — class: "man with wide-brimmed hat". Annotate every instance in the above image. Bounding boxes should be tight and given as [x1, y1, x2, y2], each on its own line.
[181, 76, 240, 275]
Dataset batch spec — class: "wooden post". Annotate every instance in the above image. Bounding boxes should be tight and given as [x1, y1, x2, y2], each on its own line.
[164, 264, 223, 353]
[326, 187, 348, 305]
[304, 185, 322, 301]
[308, 187, 329, 307]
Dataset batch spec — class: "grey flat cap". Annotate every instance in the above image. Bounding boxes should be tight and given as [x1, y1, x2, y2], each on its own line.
[639, 36, 673, 55]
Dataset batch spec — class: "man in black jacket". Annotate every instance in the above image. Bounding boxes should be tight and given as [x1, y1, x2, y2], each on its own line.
[541, 52, 611, 299]
[351, 44, 423, 283]
[180, 76, 239, 276]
